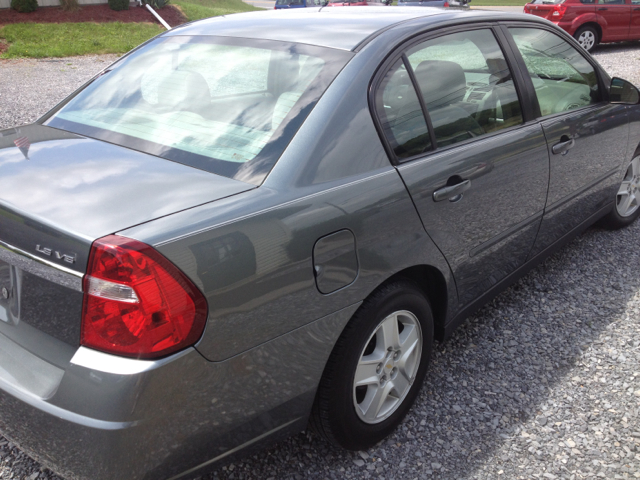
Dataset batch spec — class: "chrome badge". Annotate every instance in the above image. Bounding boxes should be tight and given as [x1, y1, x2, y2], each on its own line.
[36, 244, 77, 264]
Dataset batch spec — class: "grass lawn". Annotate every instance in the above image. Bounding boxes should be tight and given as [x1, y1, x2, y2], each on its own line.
[0, 22, 163, 58]
[174, 0, 259, 22]
[0, 0, 259, 58]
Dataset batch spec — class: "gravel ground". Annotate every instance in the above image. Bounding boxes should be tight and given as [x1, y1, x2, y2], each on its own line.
[0, 55, 119, 130]
[1, 44, 640, 480]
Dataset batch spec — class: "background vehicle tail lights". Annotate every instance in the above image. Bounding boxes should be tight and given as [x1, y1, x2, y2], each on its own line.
[552, 4, 567, 19]
[81, 235, 208, 359]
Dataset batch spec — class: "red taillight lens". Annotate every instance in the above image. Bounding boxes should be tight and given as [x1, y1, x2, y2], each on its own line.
[443, 1, 449, 5]
[552, 4, 567, 19]
[523, 4, 530, 12]
[81, 235, 208, 359]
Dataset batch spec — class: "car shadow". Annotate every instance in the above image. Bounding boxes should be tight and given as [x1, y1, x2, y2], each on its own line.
[204, 220, 640, 479]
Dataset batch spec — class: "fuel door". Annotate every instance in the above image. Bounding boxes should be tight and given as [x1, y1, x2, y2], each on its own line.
[313, 230, 358, 294]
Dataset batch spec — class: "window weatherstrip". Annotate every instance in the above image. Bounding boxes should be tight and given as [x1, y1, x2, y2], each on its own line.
[402, 54, 438, 154]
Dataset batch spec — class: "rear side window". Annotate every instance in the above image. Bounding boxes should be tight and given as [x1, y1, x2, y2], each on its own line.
[375, 59, 432, 159]
[509, 28, 600, 117]
[405, 29, 522, 148]
[374, 29, 523, 160]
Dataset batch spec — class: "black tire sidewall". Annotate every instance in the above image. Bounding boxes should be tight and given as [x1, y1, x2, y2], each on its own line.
[324, 283, 433, 450]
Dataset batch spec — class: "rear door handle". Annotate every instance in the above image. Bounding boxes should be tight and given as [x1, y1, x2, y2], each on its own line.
[552, 136, 575, 155]
[597, 7, 608, 10]
[634, 7, 640, 10]
[433, 179, 471, 202]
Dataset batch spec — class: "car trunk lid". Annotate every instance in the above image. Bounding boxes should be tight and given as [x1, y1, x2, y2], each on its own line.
[0, 124, 254, 358]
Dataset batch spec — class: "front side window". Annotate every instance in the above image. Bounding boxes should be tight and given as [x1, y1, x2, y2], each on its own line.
[509, 28, 600, 117]
[406, 29, 523, 148]
[45, 36, 351, 185]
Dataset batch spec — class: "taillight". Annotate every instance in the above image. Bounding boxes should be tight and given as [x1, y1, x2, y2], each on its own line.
[443, 1, 449, 5]
[81, 235, 208, 359]
[552, 4, 567, 19]
[523, 3, 530, 12]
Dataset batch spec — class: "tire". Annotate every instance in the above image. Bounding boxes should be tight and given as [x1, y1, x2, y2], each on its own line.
[574, 25, 598, 52]
[600, 154, 640, 229]
[310, 280, 434, 450]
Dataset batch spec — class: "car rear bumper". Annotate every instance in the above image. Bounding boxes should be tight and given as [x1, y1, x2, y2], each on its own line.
[0, 303, 358, 480]
[0, 342, 310, 480]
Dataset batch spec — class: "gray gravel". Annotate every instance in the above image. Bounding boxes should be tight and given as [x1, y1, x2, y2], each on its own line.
[0, 55, 119, 130]
[1, 45, 640, 480]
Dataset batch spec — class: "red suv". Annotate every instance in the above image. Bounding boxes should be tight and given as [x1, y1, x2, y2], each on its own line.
[524, 0, 640, 51]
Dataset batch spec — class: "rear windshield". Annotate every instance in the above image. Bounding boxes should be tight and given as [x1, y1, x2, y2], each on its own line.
[44, 36, 351, 185]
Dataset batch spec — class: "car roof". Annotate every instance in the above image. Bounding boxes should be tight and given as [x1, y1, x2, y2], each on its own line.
[166, 6, 524, 51]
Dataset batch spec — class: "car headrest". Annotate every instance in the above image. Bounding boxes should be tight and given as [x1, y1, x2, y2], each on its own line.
[157, 70, 211, 114]
[413, 60, 467, 110]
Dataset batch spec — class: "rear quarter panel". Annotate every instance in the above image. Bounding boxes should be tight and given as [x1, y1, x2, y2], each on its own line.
[564, 10, 599, 36]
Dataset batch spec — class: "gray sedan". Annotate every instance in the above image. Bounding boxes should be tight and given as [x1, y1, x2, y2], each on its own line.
[0, 6, 639, 480]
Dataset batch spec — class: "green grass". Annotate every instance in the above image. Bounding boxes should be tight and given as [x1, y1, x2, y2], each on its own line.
[0, 22, 163, 58]
[0, 0, 259, 58]
[174, 0, 259, 22]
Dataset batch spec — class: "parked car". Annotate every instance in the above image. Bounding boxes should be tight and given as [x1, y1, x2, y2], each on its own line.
[398, 0, 470, 8]
[524, 0, 640, 52]
[275, 0, 324, 9]
[326, 0, 390, 6]
[0, 6, 639, 480]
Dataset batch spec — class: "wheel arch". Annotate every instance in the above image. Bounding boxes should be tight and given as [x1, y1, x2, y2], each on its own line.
[376, 264, 449, 342]
[575, 21, 602, 42]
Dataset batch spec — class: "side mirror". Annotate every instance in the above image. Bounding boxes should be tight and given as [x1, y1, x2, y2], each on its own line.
[610, 77, 640, 105]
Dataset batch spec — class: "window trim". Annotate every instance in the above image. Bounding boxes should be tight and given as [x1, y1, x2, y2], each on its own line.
[368, 23, 530, 166]
[499, 22, 611, 122]
[402, 53, 438, 151]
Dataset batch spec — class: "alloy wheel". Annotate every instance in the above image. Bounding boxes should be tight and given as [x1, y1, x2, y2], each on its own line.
[616, 156, 640, 217]
[577, 30, 596, 51]
[353, 310, 422, 424]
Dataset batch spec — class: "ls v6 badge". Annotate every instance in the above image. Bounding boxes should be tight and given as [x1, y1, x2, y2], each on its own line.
[35, 244, 77, 264]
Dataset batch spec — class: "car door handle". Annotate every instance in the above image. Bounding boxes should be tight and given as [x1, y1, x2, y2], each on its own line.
[597, 7, 608, 10]
[552, 136, 575, 155]
[634, 7, 640, 10]
[433, 179, 471, 202]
